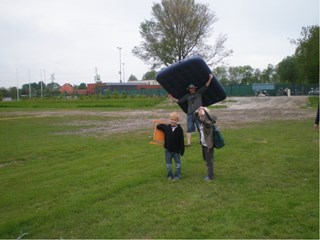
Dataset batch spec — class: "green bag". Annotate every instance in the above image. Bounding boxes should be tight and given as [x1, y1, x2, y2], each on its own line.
[204, 110, 225, 149]
[212, 125, 225, 149]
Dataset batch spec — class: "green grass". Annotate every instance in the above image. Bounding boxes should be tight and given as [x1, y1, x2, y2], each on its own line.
[0, 108, 318, 239]
[0, 97, 227, 112]
[308, 96, 319, 108]
[0, 97, 166, 110]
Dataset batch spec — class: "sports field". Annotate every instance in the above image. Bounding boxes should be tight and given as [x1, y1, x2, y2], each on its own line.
[0, 96, 318, 238]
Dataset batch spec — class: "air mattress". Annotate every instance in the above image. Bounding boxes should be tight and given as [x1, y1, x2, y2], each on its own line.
[156, 56, 226, 113]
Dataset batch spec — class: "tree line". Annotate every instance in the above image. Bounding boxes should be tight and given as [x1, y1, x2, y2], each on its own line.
[214, 26, 319, 85]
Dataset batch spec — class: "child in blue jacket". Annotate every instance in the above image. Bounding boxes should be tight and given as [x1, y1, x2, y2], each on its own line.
[157, 112, 185, 180]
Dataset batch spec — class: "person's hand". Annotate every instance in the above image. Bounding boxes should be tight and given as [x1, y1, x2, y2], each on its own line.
[206, 74, 213, 87]
[169, 94, 178, 102]
[196, 106, 205, 116]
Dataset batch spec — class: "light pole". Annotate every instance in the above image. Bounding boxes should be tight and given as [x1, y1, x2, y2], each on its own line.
[28, 69, 31, 99]
[117, 47, 122, 83]
[122, 62, 125, 83]
[16, 68, 19, 101]
[43, 69, 46, 98]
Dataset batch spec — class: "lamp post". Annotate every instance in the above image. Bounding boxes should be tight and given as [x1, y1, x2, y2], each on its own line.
[122, 62, 125, 83]
[16, 68, 19, 101]
[117, 47, 122, 83]
[28, 69, 31, 99]
[40, 69, 43, 99]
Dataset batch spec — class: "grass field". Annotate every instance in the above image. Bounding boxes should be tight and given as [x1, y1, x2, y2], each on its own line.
[0, 98, 319, 239]
[0, 97, 167, 110]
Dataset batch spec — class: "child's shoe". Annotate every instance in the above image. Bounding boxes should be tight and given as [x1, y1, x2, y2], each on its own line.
[204, 176, 212, 181]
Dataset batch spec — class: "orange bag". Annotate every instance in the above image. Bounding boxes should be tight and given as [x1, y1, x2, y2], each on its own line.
[150, 120, 165, 145]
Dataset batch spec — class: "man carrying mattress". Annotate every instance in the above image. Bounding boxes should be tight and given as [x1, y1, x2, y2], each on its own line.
[170, 74, 213, 146]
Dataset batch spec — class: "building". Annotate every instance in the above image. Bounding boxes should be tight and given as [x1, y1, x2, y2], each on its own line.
[59, 84, 75, 95]
[58, 81, 164, 96]
[59, 83, 87, 95]
[86, 82, 107, 95]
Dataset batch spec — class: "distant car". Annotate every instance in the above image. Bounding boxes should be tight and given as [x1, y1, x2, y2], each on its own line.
[308, 88, 319, 96]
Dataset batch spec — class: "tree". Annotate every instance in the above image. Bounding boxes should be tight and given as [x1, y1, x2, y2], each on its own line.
[212, 66, 228, 85]
[142, 70, 157, 80]
[252, 68, 262, 83]
[291, 25, 319, 83]
[213, 65, 264, 85]
[261, 64, 277, 83]
[78, 83, 87, 90]
[239, 65, 254, 84]
[0, 87, 10, 99]
[227, 66, 256, 85]
[8, 87, 18, 99]
[276, 56, 299, 83]
[94, 67, 101, 83]
[132, 0, 232, 69]
[50, 73, 55, 84]
[46, 82, 60, 96]
[128, 74, 138, 82]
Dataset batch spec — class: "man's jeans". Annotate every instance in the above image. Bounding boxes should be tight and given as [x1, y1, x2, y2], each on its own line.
[187, 113, 200, 133]
[165, 149, 181, 178]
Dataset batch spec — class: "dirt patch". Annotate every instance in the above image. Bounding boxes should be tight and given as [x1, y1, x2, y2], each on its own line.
[0, 96, 315, 136]
[222, 96, 310, 109]
[214, 96, 314, 129]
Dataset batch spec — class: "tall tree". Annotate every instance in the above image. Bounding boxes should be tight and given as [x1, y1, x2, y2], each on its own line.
[212, 66, 228, 85]
[277, 56, 299, 83]
[128, 74, 138, 82]
[132, 0, 232, 69]
[291, 25, 319, 83]
[94, 67, 101, 83]
[228, 66, 244, 85]
[261, 64, 277, 83]
[142, 70, 157, 80]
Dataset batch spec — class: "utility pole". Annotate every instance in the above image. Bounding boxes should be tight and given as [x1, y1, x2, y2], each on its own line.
[117, 47, 122, 83]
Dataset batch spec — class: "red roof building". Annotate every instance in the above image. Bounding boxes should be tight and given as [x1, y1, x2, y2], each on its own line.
[59, 83, 75, 95]
[59, 83, 87, 95]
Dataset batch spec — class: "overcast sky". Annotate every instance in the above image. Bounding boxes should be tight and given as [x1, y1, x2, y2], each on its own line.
[0, 0, 318, 88]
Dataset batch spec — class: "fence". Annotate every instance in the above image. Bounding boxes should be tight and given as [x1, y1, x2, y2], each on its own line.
[13, 83, 319, 100]
[227, 83, 319, 96]
[105, 88, 168, 97]
[115, 83, 319, 97]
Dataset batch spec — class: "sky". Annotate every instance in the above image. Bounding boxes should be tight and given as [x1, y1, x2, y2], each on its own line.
[0, 0, 318, 88]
